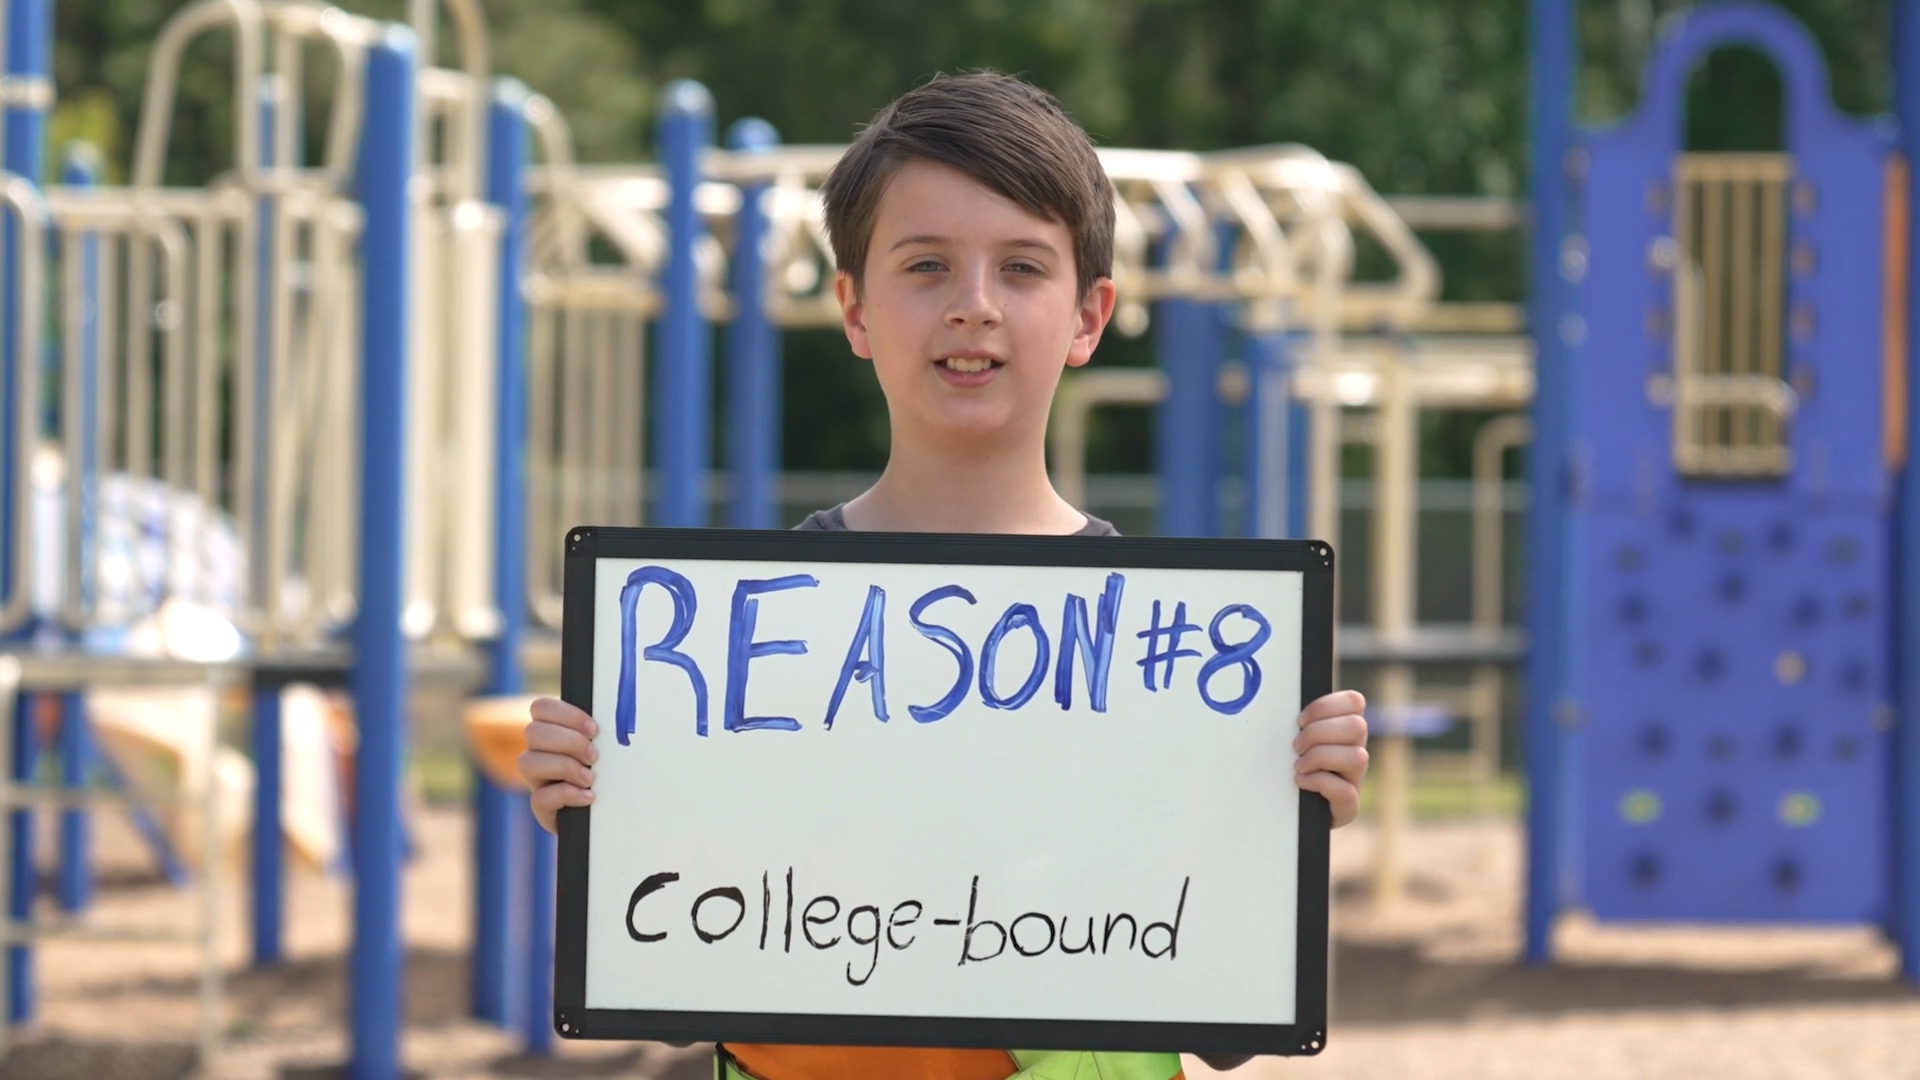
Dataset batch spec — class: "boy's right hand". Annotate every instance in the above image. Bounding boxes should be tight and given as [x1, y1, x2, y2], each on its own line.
[520, 696, 599, 834]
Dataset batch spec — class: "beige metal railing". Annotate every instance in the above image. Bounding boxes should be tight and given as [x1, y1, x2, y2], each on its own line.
[519, 106, 656, 630]
[0, 175, 46, 634]
[1466, 415, 1531, 817]
[1672, 153, 1796, 477]
[0, 0, 384, 646]
[407, 0, 505, 643]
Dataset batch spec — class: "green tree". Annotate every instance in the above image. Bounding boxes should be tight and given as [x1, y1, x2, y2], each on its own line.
[51, 0, 649, 186]
[43, 0, 1900, 480]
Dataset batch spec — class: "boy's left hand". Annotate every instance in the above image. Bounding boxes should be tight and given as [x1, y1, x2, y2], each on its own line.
[1295, 689, 1369, 828]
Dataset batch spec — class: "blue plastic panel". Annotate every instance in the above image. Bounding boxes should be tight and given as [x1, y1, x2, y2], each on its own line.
[1581, 501, 1888, 921]
[1572, 3, 1893, 923]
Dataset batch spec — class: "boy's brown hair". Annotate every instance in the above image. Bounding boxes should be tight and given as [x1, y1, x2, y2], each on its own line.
[819, 71, 1115, 299]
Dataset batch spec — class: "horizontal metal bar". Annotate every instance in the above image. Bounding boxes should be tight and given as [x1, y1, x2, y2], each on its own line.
[0, 75, 54, 109]
[0, 646, 487, 692]
[2, 920, 205, 947]
[543, 469, 1531, 515]
[1337, 625, 1527, 664]
[1406, 302, 1525, 334]
[45, 185, 248, 221]
[419, 66, 470, 104]
[1676, 152, 1794, 183]
[0, 787, 197, 812]
[1672, 373, 1797, 413]
[1058, 336, 1534, 414]
[1674, 445, 1794, 475]
[526, 273, 657, 311]
[1386, 195, 1526, 231]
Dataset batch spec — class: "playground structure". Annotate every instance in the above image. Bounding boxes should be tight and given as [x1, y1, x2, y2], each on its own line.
[1525, 0, 1920, 976]
[0, 0, 1468, 1071]
[0, 2, 1912, 1080]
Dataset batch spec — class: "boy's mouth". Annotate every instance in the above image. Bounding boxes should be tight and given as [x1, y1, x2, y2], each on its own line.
[939, 357, 1001, 373]
[937, 352, 1004, 374]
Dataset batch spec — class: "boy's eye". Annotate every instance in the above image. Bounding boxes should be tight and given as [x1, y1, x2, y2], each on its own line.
[908, 259, 945, 272]
[1005, 261, 1042, 275]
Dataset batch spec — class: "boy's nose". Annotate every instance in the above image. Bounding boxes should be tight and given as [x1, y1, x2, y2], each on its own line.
[944, 270, 1002, 328]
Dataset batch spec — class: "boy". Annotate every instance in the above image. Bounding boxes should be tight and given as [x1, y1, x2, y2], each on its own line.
[521, 72, 1370, 1080]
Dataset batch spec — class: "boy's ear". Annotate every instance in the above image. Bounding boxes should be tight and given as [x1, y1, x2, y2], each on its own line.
[834, 270, 874, 360]
[1065, 277, 1119, 369]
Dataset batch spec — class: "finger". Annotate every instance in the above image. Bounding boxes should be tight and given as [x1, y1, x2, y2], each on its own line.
[1294, 744, 1369, 785]
[1295, 771, 1360, 828]
[529, 696, 599, 738]
[1294, 713, 1367, 754]
[531, 782, 594, 833]
[1299, 690, 1366, 727]
[531, 781, 595, 812]
[518, 749, 597, 790]
[524, 719, 599, 764]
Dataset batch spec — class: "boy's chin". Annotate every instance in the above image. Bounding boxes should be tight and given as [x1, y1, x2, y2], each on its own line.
[912, 404, 1030, 448]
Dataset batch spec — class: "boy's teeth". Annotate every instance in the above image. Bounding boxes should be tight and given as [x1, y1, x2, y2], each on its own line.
[943, 357, 994, 373]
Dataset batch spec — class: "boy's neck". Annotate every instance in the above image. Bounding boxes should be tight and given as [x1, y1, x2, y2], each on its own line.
[842, 433, 1088, 535]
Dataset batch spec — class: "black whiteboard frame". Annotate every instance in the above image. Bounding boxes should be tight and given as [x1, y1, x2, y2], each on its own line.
[553, 526, 1335, 1058]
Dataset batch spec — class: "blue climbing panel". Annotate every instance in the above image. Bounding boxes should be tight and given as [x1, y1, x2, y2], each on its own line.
[1571, 4, 1895, 924]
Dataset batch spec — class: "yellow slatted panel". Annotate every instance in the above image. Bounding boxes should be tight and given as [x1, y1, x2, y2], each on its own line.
[1672, 153, 1795, 477]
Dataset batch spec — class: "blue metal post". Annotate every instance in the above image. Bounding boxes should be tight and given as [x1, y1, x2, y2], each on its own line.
[654, 81, 715, 528]
[726, 118, 781, 530]
[525, 804, 555, 1053]
[57, 144, 100, 915]
[503, 88, 554, 1042]
[1523, 0, 1575, 965]
[492, 83, 556, 1054]
[1153, 230, 1224, 537]
[349, 28, 416, 1080]
[249, 81, 285, 968]
[1244, 331, 1309, 539]
[473, 77, 529, 1030]
[6, 695, 33, 1023]
[502, 796, 531, 1031]
[3, 0, 49, 1027]
[1894, 0, 1920, 986]
[250, 684, 282, 964]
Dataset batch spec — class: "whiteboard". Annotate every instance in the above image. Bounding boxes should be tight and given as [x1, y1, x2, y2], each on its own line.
[553, 527, 1334, 1058]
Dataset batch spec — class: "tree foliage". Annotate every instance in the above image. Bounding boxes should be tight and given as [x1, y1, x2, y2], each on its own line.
[45, 0, 1895, 477]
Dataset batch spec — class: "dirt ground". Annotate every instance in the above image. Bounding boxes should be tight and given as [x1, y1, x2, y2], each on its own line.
[2, 807, 1916, 1080]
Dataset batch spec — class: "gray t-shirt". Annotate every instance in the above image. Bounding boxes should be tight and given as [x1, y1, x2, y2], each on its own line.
[795, 503, 1120, 536]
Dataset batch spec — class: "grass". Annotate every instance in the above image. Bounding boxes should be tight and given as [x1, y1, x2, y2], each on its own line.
[1358, 769, 1523, 821]
[415, 749, 479, 806]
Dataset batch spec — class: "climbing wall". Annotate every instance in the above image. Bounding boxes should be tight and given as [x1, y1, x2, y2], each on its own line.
[1570, 7, 1894, 924]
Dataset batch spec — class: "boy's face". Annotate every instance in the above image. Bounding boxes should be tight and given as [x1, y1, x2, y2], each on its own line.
[835, 160, 1115, 457]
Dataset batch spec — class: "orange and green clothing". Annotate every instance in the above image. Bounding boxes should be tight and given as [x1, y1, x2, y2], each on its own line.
[717, 1044, 1185, 1080]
